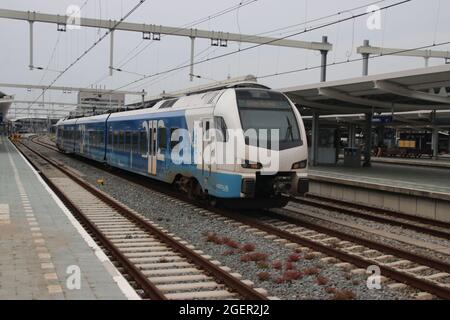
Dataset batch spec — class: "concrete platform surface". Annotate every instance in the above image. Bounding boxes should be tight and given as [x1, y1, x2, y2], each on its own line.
[310, 162, 450, 198]
[0, 136, 137, 300]
[308, 163, 450, 222]
[371, 156, 450, 169]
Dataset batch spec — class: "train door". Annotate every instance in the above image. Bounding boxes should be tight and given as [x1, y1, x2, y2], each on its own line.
[80, 125, 86, 154]
[201, 118, 213, 177]
[148, 120, 158, 176]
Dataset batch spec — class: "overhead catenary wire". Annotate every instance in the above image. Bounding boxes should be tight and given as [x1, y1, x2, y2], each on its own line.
[115, 0, 258, 70]
[256, 40, 450, 80]
[26, 0, 148, 109]
[37, 33, 62, 85]
[87, 0, 259, 89]
[255, 0, 387, 38]
[127, 46, 216, 91]
[91, 0, 395, 92]
[111, 0, 412, 92]
[37, 0, 90, 85]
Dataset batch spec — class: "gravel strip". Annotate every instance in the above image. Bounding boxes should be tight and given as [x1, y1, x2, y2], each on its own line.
[288, 201, 450, 249]
[277, 204, 450, 264]
[27, 139, 417, 300]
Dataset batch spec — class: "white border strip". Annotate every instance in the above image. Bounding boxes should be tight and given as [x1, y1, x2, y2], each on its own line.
[9, 140, 140, 300]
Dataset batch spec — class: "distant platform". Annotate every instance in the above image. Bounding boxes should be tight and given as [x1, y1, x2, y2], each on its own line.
[0, 136, 136, 300]
[370, 156, 450, 169]
[310, 162, 450, 198]
[308, 162, 450, 222]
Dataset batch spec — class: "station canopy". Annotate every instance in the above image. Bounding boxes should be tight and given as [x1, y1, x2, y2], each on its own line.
[281, 64, 450, 116]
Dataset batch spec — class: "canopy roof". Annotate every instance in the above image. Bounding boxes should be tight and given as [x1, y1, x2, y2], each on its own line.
[281, 64, 450, 116]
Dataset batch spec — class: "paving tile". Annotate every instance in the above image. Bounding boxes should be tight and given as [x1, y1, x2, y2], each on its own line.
[0, 138, 126, 300]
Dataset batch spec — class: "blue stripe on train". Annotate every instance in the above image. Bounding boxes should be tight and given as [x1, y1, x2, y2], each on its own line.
[60, 111, 244, 198]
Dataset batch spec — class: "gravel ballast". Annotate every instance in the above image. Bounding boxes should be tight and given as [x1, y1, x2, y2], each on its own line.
[27, 139, 423, 300]
[284, 202, 450, 264]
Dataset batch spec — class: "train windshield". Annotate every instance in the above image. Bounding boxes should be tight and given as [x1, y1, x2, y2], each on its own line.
[236, 89, 302, 150]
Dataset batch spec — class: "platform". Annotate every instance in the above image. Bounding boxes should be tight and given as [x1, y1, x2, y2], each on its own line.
[370, 156, 450, 169]
[0, 136, 136, 300]
[310, 163, 450, 197]
[308, 162, 450, 223]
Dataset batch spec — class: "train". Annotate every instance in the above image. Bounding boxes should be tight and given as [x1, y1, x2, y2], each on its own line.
[56, 82, 309, 208]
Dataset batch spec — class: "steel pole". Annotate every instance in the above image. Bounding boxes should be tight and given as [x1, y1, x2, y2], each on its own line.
[362, 40, 370, 76]
[363, 112, 373, 167]
[320, 36, 328, 82]
[190, 37, 195, 82]
[29, 21, 34, 70]
[109, 30, 114, 76]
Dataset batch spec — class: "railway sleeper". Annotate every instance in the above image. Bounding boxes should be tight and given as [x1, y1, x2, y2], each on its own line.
[165, 290, 236, 300]
[149, 274, 213, 285]
[158, 282, 224, 293]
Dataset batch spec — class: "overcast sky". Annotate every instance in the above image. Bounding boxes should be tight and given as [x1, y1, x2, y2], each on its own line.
[0, 0, 449, 116]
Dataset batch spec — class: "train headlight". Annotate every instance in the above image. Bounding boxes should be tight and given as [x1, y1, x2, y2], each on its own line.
[241, 160, 263, 170]
[292, 160, 307, 169]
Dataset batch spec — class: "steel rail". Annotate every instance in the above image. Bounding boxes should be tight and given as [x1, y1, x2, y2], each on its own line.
[29, 136, 450, 299]
[221, 210, 450, 300]
[267, 209, 450, 273]
[17, 138, 268, 300]
[300, 194, 450, 230]
[15, 140, 166, 300]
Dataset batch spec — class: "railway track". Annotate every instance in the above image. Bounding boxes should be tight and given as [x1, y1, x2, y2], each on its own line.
[31, 137, 450, 238]
[198, 204, 450, 299]
[263, 209, 449, 295]
[28, 135, 450, 299]
[14, 138, 269, 300]
[291, 195, 450, 241]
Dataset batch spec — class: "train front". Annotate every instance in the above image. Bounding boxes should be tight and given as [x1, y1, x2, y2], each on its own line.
[212, 87, 308, 208]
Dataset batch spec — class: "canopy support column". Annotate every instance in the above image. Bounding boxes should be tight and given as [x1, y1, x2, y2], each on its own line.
[363, 112, 373, 167]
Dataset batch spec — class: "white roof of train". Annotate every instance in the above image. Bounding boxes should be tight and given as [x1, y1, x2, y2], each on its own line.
[108, 90, 224, 120]
[57, 83, 275, 124]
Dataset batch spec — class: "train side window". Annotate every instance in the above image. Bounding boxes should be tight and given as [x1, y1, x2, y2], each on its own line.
[132, 131, 139, 153]
[92, 131, 96, 147]
[113, 131, 119, 149]
[100, 131, 105, 146]
[108, 130, 112, 147]
[140, 131, 147, 155]
[117, 131, 123, 151]
[121, 132, 125, 150]
[158, 127, 167, 150]
[97, 131, 101, 147]
[125, 132, 131, 152]
[204, 121, 212, 141]
[170, 128, 180, 149]
[214, 116, 228, 142]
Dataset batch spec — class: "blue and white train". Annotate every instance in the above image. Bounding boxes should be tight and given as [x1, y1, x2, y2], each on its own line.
[56, 83, 308, 208]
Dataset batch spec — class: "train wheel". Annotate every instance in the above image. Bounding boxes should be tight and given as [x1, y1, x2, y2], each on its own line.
[187, 178, 202, 200]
